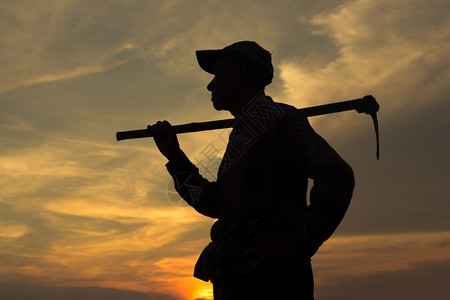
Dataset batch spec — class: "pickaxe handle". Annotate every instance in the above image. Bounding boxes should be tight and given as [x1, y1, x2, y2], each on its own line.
[116, 95, 380, 158]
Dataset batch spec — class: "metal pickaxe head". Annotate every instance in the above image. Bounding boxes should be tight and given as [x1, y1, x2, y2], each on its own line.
[356, 95, 380, 159]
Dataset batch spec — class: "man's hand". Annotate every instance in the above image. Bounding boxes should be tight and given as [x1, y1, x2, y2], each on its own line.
[150, 120, 182, 161]
[245, 231, 297, 263]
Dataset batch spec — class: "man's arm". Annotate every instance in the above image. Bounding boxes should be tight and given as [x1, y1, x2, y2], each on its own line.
[287, 110, 355, 255]
[152, 121, 222, 218]
[245, 110, 354, 262]
[305, 135, 355, 245]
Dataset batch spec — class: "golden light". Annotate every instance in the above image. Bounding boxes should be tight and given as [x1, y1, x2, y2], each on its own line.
[181, 277, 213, 300]
[192, 284, 213, 300]
[171, 276, 213, 300]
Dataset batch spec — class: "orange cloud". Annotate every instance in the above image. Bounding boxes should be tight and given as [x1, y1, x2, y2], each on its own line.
[0, 221, 29, 238]
[314, 230, 450, 285]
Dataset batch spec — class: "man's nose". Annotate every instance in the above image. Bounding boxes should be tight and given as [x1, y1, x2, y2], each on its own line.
[207, 78, 215, 91]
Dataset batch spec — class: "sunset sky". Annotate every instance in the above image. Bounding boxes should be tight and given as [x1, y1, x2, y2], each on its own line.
[1, 0, 449, 299]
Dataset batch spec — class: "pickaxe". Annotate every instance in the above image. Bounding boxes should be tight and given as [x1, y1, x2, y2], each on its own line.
[116, 95, 380, 159]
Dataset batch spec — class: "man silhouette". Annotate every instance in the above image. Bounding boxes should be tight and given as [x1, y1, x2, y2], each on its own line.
[151, 41, 354, 300]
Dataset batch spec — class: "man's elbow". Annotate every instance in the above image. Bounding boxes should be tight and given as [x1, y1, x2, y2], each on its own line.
[324, 158, 355, 196]
[336, 160, 355, 199]
[342, 162, 355, 188]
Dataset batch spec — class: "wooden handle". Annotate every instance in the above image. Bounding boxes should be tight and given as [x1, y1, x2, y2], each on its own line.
[116, 95, 379, 141]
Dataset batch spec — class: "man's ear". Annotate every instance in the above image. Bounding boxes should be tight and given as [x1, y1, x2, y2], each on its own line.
[229, 54, 248, 80]
[238, 58, 252, 84]
[241, 61, 264, 90]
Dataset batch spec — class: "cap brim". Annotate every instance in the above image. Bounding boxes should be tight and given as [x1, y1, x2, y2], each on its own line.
[196, 50, 224, 75]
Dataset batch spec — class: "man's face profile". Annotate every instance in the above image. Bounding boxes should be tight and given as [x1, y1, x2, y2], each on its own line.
[207, 54, 244, 112]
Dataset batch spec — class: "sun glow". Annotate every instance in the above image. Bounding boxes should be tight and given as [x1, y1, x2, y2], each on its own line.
[192, 282, 214, 300]
[170, 276, 213, 300]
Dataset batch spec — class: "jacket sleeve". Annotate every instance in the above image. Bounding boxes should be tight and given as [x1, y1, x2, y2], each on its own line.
[165, 151, 222, 218]
[282, 110, 355, 255]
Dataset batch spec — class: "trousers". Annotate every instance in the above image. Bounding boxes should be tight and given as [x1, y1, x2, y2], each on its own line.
[212, 258, 314, 300]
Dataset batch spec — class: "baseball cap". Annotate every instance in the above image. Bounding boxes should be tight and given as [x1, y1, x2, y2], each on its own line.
[196, 41, 273, 86]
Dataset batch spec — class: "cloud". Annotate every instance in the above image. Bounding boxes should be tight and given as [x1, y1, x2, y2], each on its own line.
[314, 231, 450, 282]
[0, 282, 176, 300]
[0, 220, 29, 238]
[0, 0, 193, 93]
[1, 1, 449, 299]
[315, 259, 450, 300]
[278, 0, 450, 132]
[0, 128, 213, 298]
[0, 0, 346, 94]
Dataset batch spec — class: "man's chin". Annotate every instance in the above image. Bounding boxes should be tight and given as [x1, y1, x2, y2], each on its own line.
[212, 100, 225, 111]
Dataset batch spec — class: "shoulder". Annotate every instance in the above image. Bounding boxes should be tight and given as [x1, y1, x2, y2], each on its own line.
[272, 101, 313, 131]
